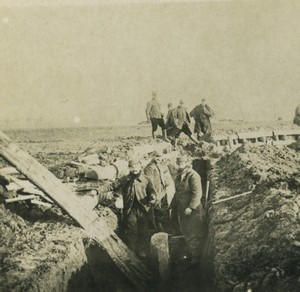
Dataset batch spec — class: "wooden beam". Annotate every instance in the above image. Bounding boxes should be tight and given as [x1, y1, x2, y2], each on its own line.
[273, 129, 300, 136]
[0, 130, 152, 290]
[0, 166, 19, 175]
[30, 199, 52, 208]
[237, 131, 273, 139]
[8, 175, 54, 203]
[5, 195, 37, 203]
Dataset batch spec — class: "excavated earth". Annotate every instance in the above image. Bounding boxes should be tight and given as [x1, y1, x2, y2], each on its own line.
[206, 143, 300, 292]
[0, 121, 300, 292]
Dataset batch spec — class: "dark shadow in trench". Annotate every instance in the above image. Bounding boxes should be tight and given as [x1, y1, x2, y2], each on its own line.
[67, 243, 137, 292]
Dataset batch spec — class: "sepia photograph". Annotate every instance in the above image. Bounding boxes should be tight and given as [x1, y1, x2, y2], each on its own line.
[0, 0, 299, 291]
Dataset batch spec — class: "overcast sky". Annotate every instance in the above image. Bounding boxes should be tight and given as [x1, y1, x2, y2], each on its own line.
[0, 0, 300, 128]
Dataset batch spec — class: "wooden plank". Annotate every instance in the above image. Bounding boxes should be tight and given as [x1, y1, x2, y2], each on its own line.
[5, 182, 22, 191]
[31, 199, 52, 208]
[0, 130, 152, 290]
[5, 195, 37, 203]
[212, 134, 228, 141]
[0, 166, 19, 175]
[9, 176, 54, 203]
[273, 129, 300, 136]
[228, 134, 239, 140]
[21, 188, 54, 204]
[237, 131, 273, 139]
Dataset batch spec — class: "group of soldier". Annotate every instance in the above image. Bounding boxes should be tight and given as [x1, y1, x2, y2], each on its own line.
[94, 92, 214, 267]
[96, 151, 205, 267]
[146, 91, 214, 147]
[95, 94, 299, 269]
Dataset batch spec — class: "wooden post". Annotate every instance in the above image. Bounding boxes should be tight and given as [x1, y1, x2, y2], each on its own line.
[227, 137, 232, 149]
[0, 130, 152, 291]
[151, 232, 170, 288]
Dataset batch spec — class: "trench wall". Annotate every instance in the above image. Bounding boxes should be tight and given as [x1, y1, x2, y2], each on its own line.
[204, 144, 300, 292]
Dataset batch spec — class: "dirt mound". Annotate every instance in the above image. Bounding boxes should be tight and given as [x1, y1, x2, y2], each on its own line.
[207, 144, 300, 291]
[0, 203, 86, 292]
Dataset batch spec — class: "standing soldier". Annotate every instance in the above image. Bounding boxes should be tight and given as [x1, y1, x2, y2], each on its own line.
[169, 155, 205, 266]
[190, 98, 214, 140]
[145, 91, 169, 142]
[96, 158, 157, 258]
[165, 102, 175, 129]
[165, 102, 177, 139]
[144, 150, 174, 232]
[172, 100, 199, 148]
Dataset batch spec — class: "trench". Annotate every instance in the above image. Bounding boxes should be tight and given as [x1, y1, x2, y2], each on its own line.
[2, 131, 300, 292]
[64, 157, 215, 292]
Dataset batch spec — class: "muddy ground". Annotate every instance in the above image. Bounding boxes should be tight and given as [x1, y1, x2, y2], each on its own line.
[0, 120, 299, 291]
[206, 143, 300, 292]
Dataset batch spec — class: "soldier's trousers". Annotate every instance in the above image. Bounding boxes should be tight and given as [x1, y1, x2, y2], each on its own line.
[179, 211, 205, 261]
[123, 206, 153, 255]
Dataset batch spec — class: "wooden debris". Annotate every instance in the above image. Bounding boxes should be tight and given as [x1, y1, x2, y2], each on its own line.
[30, 199, 52, 208]
[5, 182, 22, 192]
[5, 195, 36, 203]
[0, 166, 19, 176]
[0, 130, 152, 290]
[9, 176, 54, 204]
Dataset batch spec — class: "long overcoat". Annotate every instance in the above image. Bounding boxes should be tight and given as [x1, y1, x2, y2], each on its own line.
[171, 167, 205, 237]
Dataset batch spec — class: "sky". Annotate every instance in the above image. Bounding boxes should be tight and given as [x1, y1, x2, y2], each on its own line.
[0, 0, 300, 129]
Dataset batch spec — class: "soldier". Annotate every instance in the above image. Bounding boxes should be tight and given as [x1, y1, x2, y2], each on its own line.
[144, 150, 174, 232]
[96, 158, 157, 258]
[190, 98, 214, 140]
[169, 155, 205, 266]
[145, 91, 169, 142]
[172, 100, 199, 148]
[165, 102, 177, 138]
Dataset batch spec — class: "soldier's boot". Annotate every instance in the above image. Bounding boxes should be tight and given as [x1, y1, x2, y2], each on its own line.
[152, 131, 156, 139]
[174, 138, 178, 149]
[163, 130, 170, 142]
